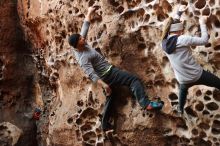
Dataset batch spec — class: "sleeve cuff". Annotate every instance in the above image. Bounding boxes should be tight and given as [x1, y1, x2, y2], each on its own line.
[84, 21, 90, 26]
[91, 76, 100, 83]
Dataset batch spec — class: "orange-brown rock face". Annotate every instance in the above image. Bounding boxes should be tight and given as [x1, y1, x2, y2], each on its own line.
[0, 0, 40, 146]
[1, 0, 219, 145]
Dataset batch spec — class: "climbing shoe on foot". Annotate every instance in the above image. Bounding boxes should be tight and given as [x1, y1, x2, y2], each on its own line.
[146, 101, 164, 111]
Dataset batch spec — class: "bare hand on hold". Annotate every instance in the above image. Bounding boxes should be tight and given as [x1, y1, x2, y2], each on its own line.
[86, 5, 100, 21]
[97, 79, 111, 96]
[102, 83, 111, 96]
[88, 7, 96, 14]
[178, 5, 188, 12]
[88, 5, 99, 14]
[93, 5, 100, 10]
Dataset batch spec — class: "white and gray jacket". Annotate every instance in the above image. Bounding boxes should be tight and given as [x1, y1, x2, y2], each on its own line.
[162, 21, 208, 84]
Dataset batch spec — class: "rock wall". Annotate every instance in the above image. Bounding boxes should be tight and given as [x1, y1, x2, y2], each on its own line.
[0, 122, 23, 146]
[1, 0, 219, 145]
[0, 0, 41, 145]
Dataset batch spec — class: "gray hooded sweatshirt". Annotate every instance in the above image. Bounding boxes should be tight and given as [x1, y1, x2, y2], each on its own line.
[162, 21, 208, 84]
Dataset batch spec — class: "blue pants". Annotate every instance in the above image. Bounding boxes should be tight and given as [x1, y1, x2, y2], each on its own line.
[179, 70, 220, 113]
[101, 67, 150, 130]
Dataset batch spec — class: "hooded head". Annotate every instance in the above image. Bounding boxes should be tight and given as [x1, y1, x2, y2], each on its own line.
[161, 18, 184, 54]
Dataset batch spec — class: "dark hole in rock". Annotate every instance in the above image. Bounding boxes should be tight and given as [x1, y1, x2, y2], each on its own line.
[136, 8, 145, 17]
[198, 122, 210, 130]
[212, 120, 220, 129]
[78, 109, 82, 113]
[212, 128, 220, 135]
[0, 125, 7, 131]
[162, 55, 169, 61]
[88, 139, 96, 144]
[138, 43, 146, 50]
[204, 95, 211, 101]
[206, 102, 219, 111]
[199, 51, 207, 56]
[195, 0, 206, 9]
[145, 0, 154, 3]
[117, 6, 124, 14]
[185, 106, 198, 117]
[74, 8, 79, 13]
[180, 1, 188, 5]
[194, 10, 200, 16]
[80, 124, 92, 131]
[205, 90, 212, 95]
[82, 131, 96, 141]
[214, 114, 220, 119]
[50, 112, 55, 116]
[88, 0, 95, 6]
[144, 14, 150, 22]
[80, 107, 98, 119]
[202, 110, 210, 115]
[171, 101, 178, 106]
[195, 101, 204, 111]
[213, 89, 220, 101]
[192, 128, 199, 135]
[205, 43, 211, 47]
[168, 93, 178, 101]
[214, 45, 220, 51]
[61, 30, 66, 38]
[157, 13, 167, 22]
[199, 131, 207, 139]
[149, 113, 153, 118]
[214, 19, 220, 28]
[202, 8, 210, 16]
[109, 0, 120, 7]
[77, 100, 84, 107]
[163, 1, 172, 12]
[196, 90, 202, 97]
[76, 118, 83, 125]
[67, 117, 73, 124]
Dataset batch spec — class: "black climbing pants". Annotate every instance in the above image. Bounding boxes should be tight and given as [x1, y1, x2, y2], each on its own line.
[101, 67, 150, 130]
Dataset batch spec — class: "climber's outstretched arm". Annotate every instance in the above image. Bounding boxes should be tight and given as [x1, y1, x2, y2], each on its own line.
[80, 6, 98, 38]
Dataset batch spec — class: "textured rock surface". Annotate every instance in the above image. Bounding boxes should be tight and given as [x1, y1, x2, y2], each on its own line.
[0, 0, 39, 146]
[0, 122, 23, 146]
[0, 0, 220, 145]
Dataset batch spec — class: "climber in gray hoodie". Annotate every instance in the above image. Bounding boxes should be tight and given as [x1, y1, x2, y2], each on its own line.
[161, 5, 220, 114]
[68, 6, 164, 131]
